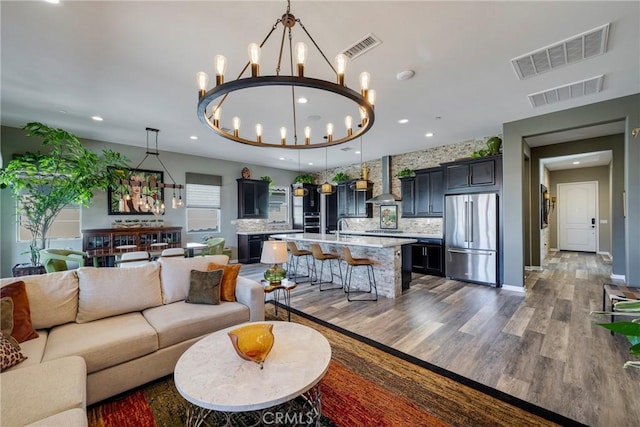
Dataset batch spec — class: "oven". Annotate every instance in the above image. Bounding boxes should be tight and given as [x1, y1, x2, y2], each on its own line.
[303, 212, 320, 233]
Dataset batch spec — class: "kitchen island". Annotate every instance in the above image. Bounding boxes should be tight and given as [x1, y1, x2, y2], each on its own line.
[270, 233, 417, 298]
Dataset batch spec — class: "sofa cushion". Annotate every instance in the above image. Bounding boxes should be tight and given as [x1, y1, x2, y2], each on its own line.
[76, 263, 162, 323]
[186, 269, 223, 305]
[0, 271, 79, 329]
[142, 300, 249, 349]
[0, 355, 86, 427]
[0, 281, 39, 342]
[158, 255, 229, 304]
[7, 330, 48, 370]
[43, 312, 158, 373]
[27, 408, 88, 427]
[1, 297, 20, 349]
[0, 332, 26, 371]
[208, 262, 242, 302]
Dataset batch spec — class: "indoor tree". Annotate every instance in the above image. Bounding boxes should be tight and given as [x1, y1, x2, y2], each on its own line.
[0, 122, 128, 266]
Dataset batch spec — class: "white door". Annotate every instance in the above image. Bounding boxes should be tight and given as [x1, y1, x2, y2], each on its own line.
[558, 182, 597, 252]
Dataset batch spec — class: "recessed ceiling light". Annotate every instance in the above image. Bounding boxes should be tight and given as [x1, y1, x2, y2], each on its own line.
[297, 97, 308, 104]
[43, 0, 61, 4]
[396, 70, 415, 81]
[58, 110, 67, 114]
[279, 157, 285, 160]
[190, 136, 198, 140]
[355, 150, 361, 154]
[425, 132, 434, 137]
[91, 116, 103, 122]
[398, 119, 409, 124]
[307, 162, 313, 166]
[573, 161, 580, 165]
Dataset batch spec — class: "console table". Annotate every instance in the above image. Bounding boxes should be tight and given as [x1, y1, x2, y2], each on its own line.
[82, 226, 182, 266]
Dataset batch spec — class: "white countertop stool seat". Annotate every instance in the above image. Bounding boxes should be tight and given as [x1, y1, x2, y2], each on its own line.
[309, 243, 343, 291]
[342, 245, 378, 302]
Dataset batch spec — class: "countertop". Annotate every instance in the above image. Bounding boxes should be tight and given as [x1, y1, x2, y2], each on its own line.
[337, 230, 443, 240]
[270, 233, 417, 248]
[236, 229, 304, 236]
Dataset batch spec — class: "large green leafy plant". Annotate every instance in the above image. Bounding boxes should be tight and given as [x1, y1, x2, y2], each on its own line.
[0, 122, 128, 266]
[592, 300, 640, 370]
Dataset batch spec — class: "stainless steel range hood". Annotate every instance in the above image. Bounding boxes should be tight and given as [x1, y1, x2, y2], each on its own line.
[366, 155, 400, 204]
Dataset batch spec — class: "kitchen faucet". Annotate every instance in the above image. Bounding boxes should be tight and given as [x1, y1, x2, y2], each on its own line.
[336, 218, 348, 239]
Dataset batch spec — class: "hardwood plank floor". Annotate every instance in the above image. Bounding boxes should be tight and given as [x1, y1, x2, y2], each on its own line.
[240, 251, 640, 427]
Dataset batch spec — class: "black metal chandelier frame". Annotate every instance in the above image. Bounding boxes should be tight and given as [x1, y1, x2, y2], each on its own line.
[196, 1, 375, 149]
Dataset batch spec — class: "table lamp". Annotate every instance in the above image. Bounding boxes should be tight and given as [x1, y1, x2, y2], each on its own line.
[260, 240, 288, 285]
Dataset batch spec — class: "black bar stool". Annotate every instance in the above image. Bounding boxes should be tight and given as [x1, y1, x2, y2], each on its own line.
[309, 243, 343, 291]
[286, 241, 312, 283]
[342, 246, 378, 301]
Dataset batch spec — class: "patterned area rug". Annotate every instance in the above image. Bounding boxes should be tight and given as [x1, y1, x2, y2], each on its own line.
[88, 308, 566, 426]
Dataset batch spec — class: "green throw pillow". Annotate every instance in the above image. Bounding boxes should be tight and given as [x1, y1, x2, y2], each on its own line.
[186, 269, 223, 305]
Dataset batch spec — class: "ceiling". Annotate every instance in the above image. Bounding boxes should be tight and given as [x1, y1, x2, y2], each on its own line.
[541, 150, 612, 171]
[1, 1, 639, 172]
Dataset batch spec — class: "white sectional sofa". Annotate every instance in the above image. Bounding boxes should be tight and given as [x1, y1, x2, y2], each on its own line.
[0, 255, 264, 426]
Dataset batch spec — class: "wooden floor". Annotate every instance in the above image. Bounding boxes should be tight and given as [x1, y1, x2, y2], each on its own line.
[240, 251, 640, 427]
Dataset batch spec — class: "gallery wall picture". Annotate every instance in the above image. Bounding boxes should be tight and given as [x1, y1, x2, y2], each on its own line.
[108, 168, 164, 215]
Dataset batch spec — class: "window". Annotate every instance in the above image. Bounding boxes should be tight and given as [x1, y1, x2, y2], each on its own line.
[186, 173, 222, 233]
[18, 203, 81, 241]
[268, 185, 289, 224]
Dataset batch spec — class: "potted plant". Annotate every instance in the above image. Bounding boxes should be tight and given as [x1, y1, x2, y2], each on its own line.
[294, 174, 314, 184]
[592, 300, 640, 370]
[332, 172, 350, 182]
[260, 175, 274, 192]
[0, 122, 128, 272]
[396, 168, 414, 178]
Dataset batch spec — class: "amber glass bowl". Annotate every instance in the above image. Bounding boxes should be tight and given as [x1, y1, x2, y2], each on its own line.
[228, 323, 275, 368]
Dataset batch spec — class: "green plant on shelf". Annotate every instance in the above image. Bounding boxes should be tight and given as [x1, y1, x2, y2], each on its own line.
[396, 168, 414, 178]
[294, 174, 314, 184]
[332, 172, 350, 182]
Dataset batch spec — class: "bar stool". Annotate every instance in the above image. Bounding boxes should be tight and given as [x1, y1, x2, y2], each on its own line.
[286, 241, 312, 283]
[309, 243, 343, 291]
[342, 246, 378, 301]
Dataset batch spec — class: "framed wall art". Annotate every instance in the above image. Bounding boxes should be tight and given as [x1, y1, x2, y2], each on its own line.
[380, 205, 398, 229]
[108, 168, 164, 215]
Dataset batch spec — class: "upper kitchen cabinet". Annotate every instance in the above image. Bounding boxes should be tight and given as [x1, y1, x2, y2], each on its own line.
[237, 178, 269, 219]
[337, 179, 373, 218]
[400, 167, 443, 218]
[442, 155, 502, 193]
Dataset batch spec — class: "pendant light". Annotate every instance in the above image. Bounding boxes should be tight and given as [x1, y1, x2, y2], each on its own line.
[317, 147, 336, 195]
[351, 136, 369, 191]
[293, 151, 309, 197]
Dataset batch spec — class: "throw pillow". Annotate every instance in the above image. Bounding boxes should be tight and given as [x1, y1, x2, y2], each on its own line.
[186, 269, 223, 305]
[0, 298, 21, 349]
[0, 281, 39, 343]
[0, 332, 26, 372]
[207, 262, 242, 302]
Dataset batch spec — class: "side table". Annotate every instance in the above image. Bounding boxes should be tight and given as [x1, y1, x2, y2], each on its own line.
[262, 279, 297, 322]
[602, 283, 640, 334]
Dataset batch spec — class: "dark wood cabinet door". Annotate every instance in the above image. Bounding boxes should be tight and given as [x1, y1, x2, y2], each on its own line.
[470, 160, 495, 186]
[400, 178, 415, 217]
[424, 243, 444, 275]
[237, 179, 269, 219]
[446, 164, 470, 189]
[337, 184, 348, 218]
[428, 169, 444, 215]
[415, 173, 431, 216]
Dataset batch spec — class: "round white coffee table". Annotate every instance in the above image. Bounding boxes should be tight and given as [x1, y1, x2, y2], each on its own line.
[174, 321, 331, 426]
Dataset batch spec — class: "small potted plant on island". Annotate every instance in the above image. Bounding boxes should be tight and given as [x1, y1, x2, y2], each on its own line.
[0, 122, 128, 276]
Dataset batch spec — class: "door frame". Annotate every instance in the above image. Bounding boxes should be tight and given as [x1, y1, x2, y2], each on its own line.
[557, 181, 599, 253]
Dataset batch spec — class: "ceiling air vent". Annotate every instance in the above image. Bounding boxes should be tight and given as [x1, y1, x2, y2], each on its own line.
[341, 33, 382, 60]
[340, 147, 353, 152]
[528, 75, 604, 107]
[511, 23, 610, 80]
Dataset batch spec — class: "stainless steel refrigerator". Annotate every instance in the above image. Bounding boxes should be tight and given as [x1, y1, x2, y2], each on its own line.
[445, 193, 498, 286]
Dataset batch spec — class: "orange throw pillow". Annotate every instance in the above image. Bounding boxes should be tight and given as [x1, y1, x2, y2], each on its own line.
[0, 281, 39, 343]
[207, 262, 241, 302]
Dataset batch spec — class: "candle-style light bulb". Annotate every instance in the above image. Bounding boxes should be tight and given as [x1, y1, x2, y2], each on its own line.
[326, 123, 334, 142]
[256, 123, 263, 143]
[232, 116, 240, 137]
[304, 126, 311, 145]
[213, 55, 227, 85]
[280, 127, 287, 145]
[212, 106, 221, 127]
[359, 106, 368, 126]
[295, 42, 307, 77]
[345, 115, 353, 136]
[196, 72, 209, 96]
[335, 54, 347, 85]
[359, 71, 371, 98]
[367, 89, 376, 107]
[248, 43, 260, 77]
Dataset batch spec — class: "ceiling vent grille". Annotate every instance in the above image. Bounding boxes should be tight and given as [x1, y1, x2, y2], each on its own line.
[340, 146, 353, 152]
[528, 75, 604, 107]
[511, 23, 609, 80]
[341, 33, 382, 60]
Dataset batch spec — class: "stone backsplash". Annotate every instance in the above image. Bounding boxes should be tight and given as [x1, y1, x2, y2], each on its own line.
[235, 219, 293, 233]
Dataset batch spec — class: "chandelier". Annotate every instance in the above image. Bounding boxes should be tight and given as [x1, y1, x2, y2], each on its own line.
[118, 128, 184, 215]
[195, 0, 375, 149]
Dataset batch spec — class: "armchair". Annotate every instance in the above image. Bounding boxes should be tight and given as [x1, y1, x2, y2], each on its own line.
[40, 249, 86, 273]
